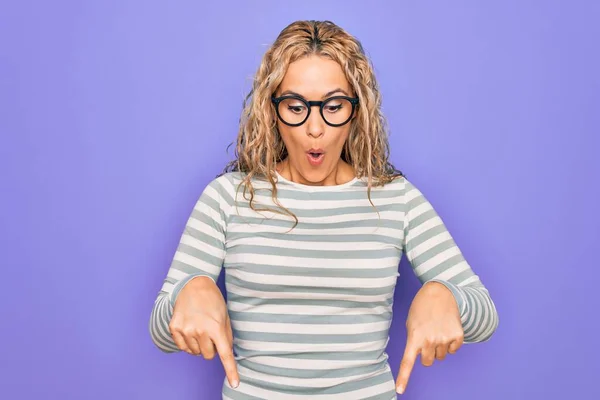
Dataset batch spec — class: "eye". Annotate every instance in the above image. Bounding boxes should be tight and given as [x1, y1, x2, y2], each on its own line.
[287, 104, 306, 114]
[324, 103, 343, 113]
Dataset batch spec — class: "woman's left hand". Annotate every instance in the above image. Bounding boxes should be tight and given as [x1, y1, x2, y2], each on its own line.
[395, 281, 464, 395]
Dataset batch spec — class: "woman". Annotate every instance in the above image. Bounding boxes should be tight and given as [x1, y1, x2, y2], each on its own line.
[149, 20, 499, 399]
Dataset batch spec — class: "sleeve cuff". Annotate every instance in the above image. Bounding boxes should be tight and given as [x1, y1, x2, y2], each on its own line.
[169, 274, 216, 308]
[426, 279, 467, 317]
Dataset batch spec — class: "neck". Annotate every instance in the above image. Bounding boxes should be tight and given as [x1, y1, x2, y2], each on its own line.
[276, 158, 355, 186]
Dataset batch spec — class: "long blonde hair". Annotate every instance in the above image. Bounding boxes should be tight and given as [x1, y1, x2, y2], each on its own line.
[220, 20, 404, 227]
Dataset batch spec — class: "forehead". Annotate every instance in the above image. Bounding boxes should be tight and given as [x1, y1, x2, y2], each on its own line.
[278, 55, 351, 97]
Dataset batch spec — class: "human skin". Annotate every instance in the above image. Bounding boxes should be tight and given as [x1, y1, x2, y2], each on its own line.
[273, 54, 357, 186]
[170, 54, 464, 396]
[272, 54, 465, 396]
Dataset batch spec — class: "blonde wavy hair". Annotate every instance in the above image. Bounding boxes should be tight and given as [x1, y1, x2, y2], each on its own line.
[220, 20, 404, 227]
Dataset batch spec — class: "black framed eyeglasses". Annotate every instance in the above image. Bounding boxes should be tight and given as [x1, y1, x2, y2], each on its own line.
[271, 94, 359, 127]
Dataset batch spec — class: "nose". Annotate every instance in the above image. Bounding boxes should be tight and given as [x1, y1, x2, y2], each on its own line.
[306, 106, 325, 138]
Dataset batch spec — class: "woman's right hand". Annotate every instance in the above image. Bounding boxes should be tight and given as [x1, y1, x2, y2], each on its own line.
[169, 276, 240, 389]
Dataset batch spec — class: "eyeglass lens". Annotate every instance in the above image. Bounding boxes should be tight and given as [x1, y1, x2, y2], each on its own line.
[277, 97, 353, 126]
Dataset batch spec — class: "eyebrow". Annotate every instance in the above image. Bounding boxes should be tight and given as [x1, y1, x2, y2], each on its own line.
[278, 88, 350, 99]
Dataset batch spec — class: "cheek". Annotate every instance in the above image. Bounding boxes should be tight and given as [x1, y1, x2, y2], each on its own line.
[278, 127, 303, 152]
[334, 129, 351, 147]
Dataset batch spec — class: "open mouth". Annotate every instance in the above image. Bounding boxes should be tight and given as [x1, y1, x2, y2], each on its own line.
[307, 149, 325, 165]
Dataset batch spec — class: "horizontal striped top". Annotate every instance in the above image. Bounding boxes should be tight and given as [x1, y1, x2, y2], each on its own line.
[149, 171, 499, 399]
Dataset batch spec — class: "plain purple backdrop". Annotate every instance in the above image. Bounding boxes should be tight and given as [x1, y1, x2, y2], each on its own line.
[1, 1, 598, 399]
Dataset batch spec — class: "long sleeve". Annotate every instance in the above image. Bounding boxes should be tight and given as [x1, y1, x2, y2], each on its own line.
[401, 178, 499, 344]
[149, 177, 229, 353]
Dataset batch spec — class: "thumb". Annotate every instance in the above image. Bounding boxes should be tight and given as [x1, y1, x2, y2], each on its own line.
[213, 329, 240, 389]
[396, 339, 419, 395]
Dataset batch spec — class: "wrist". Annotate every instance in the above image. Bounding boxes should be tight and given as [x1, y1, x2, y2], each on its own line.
[170, 274, 216, 307]
[422, 280, 464, 318]
[422, 281, 451, 295]
[186, 275, 216, 290]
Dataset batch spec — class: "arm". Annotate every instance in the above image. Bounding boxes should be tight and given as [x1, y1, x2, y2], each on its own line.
[149, 177, 229, 353]
[402, 178, 499, 344]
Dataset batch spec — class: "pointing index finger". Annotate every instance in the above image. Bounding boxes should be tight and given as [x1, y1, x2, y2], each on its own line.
[212, 331, 240, 389]
[396, 337, 419, 394]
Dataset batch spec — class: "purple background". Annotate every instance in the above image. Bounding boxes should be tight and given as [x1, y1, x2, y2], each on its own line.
[1, 1, 598, 399]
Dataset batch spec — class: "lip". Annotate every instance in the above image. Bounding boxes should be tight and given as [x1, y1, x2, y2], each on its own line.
[306, 149, 325, 166]
[307, 148, 325, 154]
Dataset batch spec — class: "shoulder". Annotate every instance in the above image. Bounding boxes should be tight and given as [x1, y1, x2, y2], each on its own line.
[357, 173, 415, 192]
[385, 174, 422, 194]
[201, 171, 245, 203]
[203, 171, 271, 206]
[210, 171, 240, 189]
[390, 175, 427, 204]
[356, 174, 428, 207]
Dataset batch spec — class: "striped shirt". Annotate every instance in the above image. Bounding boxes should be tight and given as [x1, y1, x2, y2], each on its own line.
[149, 170, 499, 399]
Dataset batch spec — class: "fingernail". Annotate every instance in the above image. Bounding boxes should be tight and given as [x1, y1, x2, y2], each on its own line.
[396, 385, 404, 394]
[232, 380, 239, 389]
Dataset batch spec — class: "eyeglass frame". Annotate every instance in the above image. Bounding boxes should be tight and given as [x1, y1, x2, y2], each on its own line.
[271, 94, 359, 127]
